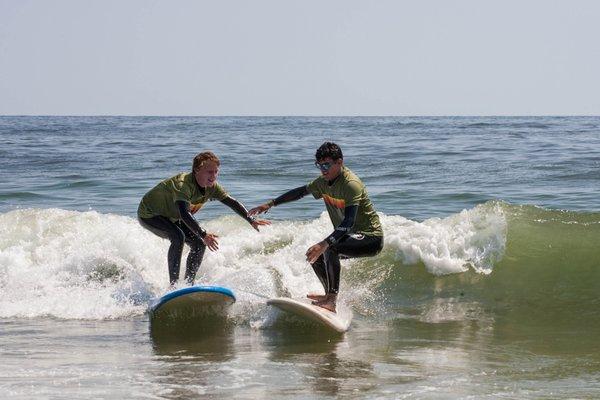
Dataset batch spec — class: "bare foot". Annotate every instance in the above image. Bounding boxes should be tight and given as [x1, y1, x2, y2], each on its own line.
[307, 293, 327, 301]
[312, 300, 336, 313]
[311, 294, 337, 313]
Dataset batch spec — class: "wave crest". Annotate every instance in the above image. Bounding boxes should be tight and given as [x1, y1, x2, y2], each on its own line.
[2, 203, 598, 323]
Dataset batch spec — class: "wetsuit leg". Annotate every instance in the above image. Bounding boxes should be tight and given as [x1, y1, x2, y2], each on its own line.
[335, 234, 384, 259]
[313, 234, 383, 294]
[175, 221, 206, 284]
[310, 249, 342, 294]
[311, 254, 330, 293]
[324, 248, 342, 294]
[139, 216, 186, 285]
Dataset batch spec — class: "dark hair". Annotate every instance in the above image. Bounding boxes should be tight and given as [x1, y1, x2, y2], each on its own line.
[315, 142, 343, 161]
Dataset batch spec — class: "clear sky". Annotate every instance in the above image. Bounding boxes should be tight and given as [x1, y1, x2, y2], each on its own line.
[1, 0, 599, 116]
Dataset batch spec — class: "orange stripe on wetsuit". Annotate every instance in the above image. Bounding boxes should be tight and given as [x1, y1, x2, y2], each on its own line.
[322, 194, 345, 209]
[189, 203, 204, 214]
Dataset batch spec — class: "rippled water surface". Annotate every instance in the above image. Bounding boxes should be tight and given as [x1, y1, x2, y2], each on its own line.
[1, 116, 599, 399]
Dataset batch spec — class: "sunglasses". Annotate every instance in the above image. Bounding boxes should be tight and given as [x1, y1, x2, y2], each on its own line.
[315, 161, 334, 171]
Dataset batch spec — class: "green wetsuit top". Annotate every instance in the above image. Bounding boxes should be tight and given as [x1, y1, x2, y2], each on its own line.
[307, 166, 383, 237]
[138, 172, 228, 221]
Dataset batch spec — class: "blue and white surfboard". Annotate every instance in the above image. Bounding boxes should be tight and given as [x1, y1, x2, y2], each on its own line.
[149, 285, 236, 320]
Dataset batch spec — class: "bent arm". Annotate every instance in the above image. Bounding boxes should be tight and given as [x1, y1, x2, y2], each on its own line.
[176, 200, 207, 238]
[324, 205, 358, 245]
[220, 196, 254, 225]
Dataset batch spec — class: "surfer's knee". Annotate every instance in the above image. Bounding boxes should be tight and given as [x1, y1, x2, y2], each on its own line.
[323, 247, 340, 266]
[326, 245, 338, 256]
[188, 241, 205, 258]
[191, 235, 205, 250]
[168, 228, 186, 248]
[311, 254, 325, 268]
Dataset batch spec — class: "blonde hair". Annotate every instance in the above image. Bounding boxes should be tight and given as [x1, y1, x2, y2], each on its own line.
[192, 151, 220, 172]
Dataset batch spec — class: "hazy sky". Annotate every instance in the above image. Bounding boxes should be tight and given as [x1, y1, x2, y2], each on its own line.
[1, 0, 599, 115]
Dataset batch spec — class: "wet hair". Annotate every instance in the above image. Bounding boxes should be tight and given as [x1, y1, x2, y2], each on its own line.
[193, 151, 220, 172]
[315, 142, 343, 161]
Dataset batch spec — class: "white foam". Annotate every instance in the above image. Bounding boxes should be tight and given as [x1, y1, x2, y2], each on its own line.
[383, 202, 507, 275]
[0, 204, 507, 320]
[0, 208, 161, 319]
[0, 209, 333, 320]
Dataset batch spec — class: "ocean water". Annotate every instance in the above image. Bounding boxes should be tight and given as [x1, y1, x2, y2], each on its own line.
[1, 116, 600, 399]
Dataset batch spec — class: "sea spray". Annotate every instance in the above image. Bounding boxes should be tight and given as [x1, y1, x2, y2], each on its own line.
[0, 209, 158, 318]
[2, 203, 599, 326]
[384, 201, 507, 275]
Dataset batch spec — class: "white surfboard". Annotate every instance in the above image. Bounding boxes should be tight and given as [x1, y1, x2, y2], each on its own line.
[267, 297, 353, 333]
[149, 285, 235, 321]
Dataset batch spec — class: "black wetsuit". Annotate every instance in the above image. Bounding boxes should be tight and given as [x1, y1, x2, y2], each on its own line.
[272, 185, 383, 294]
[139, 195, 253, 285]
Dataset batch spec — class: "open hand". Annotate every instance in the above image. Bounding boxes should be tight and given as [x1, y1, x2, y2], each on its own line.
[251, 219, 271, 232]
[305, 241, 329, 264]
[202, 233, 219, 251]
[248, 203, 272, 216]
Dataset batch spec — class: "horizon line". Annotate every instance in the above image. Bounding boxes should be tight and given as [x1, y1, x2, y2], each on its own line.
[1, 114, 599, 118]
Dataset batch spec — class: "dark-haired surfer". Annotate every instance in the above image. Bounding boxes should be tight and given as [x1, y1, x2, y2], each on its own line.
[249, 142, 383, 312]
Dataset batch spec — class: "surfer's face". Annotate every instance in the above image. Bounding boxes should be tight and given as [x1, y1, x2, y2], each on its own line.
[317, 157, 342, 181]
[194, 161, 219, 187]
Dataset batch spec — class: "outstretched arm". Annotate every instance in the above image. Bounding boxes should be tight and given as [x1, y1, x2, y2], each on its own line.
[221, 196, 271, 231]
[272, 185, 310, 206]
[220, 196, 254, 224]
[248, 185, 309, 216]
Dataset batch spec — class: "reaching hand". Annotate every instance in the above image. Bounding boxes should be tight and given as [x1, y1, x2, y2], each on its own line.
[202, 233, 219, 251]
[248, 203, 272, 216]
[305, 241, 329, 264]
[251, 219, 271, 232]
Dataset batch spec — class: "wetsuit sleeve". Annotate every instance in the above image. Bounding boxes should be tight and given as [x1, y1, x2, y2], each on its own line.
[324, 205, 359, 246]
[220, 196, 254, 225]
[175, 200, 207, 238]
[271, 185, 309, 207]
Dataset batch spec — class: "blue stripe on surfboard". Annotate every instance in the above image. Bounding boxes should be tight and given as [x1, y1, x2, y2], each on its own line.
[151, 285, 235, 313]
